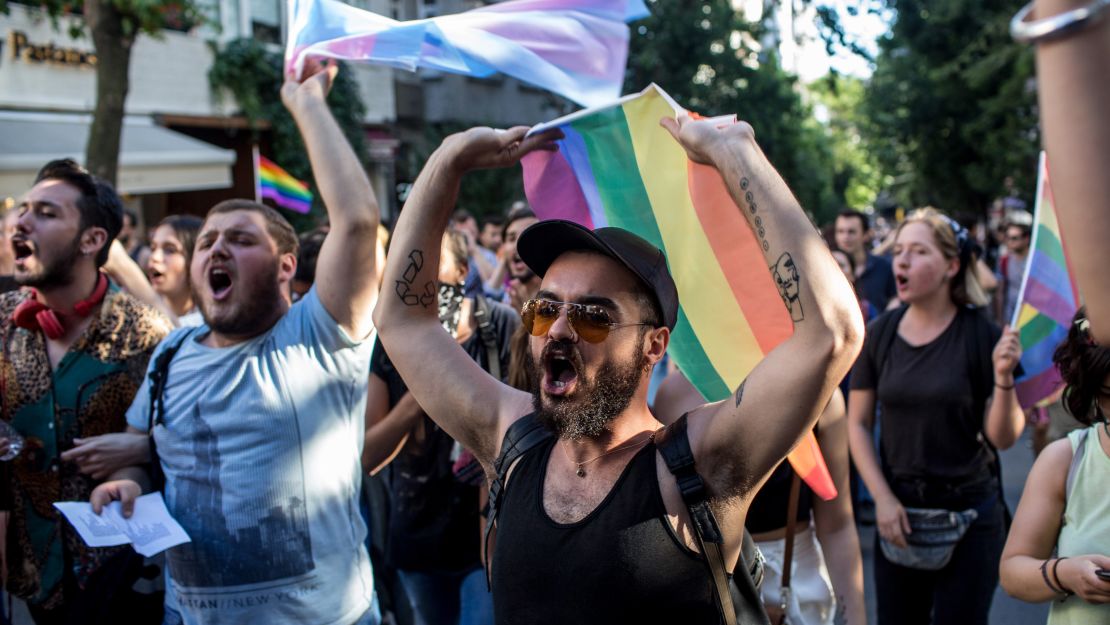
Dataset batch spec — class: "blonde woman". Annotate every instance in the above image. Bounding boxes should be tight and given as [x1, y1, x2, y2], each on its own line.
[847, 208, 1025, 624]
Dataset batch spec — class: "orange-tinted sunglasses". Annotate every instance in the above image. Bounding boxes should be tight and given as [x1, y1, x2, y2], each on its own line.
[520, 298, 648, 343]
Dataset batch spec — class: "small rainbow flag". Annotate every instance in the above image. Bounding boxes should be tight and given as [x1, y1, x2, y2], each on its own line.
[257, 155, 313, 214]
[1011, 152, 1079, 409]
[521, 84, 837, 500]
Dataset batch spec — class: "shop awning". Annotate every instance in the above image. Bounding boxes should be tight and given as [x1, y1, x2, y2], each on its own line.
[0, 111, 236, 200]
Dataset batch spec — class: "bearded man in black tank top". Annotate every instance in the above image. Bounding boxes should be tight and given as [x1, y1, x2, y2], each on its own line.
[375, 118, 865, 624]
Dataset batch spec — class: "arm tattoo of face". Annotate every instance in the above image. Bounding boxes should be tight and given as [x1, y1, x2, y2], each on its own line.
[734, 378, 747, 408]
[771, 252, 804, 322]
[395, 249, 436, 308]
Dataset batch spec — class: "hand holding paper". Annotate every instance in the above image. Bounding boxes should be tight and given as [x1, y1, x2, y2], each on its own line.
[54, 492, 191, 557]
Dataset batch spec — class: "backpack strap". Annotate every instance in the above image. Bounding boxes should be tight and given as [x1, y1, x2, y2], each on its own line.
[473, 295, 501, 381]
[655, 414, 769, 625]
[145, 328, 196, 493]
[484, 413, 553, 587]
[1065, 428, 1090, 500]
[870, 304, 909, 378]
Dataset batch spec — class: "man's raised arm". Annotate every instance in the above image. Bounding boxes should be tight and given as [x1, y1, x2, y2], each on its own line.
[373, 127, 560, 465]
[661, 115, 864, 496]
[282, 59, 380, 339]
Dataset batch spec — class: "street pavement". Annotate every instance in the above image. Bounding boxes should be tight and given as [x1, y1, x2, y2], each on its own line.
[859, 428, 1051, 624]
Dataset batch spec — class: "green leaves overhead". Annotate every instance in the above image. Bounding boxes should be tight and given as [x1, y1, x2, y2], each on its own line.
[862, 0, 1038, 215]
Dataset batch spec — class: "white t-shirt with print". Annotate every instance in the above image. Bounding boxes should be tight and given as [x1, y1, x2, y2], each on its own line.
[127, 288, 375, 625]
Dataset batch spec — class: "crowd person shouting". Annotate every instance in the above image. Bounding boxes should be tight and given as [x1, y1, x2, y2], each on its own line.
[1000, 308, 1110, 623]
[653, 371, 866, 625]
[847, 207, 1025, 625]
[147, 215, 204, 326]
[373, 112, 863, 624]
[1, 159, 170, 623]
[364, 230, 517, 625]
[89, 58, 383, 625]
[834, 210, 898, 311]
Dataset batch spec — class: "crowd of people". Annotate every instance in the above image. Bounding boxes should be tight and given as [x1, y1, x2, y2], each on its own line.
[0, 2, 1108, 624]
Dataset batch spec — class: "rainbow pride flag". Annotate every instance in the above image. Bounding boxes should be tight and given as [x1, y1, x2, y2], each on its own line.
[285, 0, 648, 108]
[257, 155, 313, 214]
[1011, 152, 1079, 409]
[521, 84, 836, 500]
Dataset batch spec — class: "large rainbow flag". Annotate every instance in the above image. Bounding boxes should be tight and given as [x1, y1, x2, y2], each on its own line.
[285, 0, 648, 108]
[521, 84, 836, 500]
[1011, 152, 1079, 409]
[257, 155, 313, 214]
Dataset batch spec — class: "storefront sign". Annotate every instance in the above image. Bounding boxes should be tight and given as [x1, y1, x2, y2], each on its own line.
[2, 30, 97, 68]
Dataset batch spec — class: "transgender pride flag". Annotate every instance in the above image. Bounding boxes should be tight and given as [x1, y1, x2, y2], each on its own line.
[285, 0, 649, 108]
[1011, 152, 1080, 409]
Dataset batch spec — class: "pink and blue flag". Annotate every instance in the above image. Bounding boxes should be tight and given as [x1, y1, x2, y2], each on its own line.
[285, 0, 649, 108]
[1011, 152, 1079, 409]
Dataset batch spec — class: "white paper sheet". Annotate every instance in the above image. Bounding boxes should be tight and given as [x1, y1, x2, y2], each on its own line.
[54, 492, 191, 557]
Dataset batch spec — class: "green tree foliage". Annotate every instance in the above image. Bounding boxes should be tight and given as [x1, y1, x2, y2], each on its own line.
[208, 38, 371, 233]
[862, 0, 1038, 215]
[624, 0, 841, 224]
[0, 0, 206, 184]
[809, 74, 886, 211]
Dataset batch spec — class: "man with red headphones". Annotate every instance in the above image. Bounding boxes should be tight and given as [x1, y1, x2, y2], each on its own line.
[0, 159, 171, 623]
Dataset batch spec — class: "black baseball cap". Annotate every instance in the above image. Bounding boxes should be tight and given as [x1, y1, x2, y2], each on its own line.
[517, 220, 679, 331]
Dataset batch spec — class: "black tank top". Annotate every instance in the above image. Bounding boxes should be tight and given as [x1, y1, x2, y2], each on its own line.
[492, 436, 720, 625]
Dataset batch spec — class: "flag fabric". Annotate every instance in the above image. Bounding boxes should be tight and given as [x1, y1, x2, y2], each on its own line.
[284, 0, 649, 108]
[257, 155, 313, 214]
[1011, 152, 1079, 409]
[521, 84, 837, 501]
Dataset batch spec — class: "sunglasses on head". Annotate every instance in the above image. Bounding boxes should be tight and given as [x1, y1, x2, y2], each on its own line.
[520, 298, 649, 343]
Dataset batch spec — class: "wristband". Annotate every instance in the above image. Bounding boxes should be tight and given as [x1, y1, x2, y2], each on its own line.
[1011, 0, 1110, 44]
[995, 381, 1016, 390]
[1041, 558, 1064, 595]
[1052, 556, 1075, 600]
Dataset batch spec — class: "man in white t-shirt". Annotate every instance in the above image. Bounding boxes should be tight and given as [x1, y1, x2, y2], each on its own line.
[90, 59, 381, 625]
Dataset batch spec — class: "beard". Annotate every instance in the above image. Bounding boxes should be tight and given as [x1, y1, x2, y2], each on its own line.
[198, 261, 284, 336]
[16, 233, 82, 289]
[527, 338, 647, 440]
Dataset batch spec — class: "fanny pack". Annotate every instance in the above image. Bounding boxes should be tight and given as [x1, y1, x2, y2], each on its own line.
[878, 493, 996, 571]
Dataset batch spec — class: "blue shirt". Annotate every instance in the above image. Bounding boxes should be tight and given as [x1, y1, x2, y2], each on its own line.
[858, 253, 897, 312]
[127, 288, 376, 625]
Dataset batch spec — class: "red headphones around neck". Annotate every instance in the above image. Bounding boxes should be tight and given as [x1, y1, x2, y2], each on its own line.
[13, 273, 109, 340]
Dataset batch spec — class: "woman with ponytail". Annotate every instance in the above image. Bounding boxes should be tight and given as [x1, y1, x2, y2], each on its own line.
[1001, 307, 1110, 623]
[847, 207, 1025, 624]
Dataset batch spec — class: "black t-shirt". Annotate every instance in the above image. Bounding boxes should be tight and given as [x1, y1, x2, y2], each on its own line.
[370, 297, 519, 573]
[851, 307, 1001, 482]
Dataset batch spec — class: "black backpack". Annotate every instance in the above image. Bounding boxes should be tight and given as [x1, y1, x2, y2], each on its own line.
[484, 413, 770, 625]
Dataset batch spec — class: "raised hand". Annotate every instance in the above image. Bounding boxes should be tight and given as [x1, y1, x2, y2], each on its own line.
[282, 56, 338, 113]
[443, 126, 563, 174]
[992, 325, 1023, 380]
[660, 113, 755, 166]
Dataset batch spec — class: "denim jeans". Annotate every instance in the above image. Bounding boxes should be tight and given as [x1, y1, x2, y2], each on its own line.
[874, 494, 1005, 625]
[397, 566, 493, 625]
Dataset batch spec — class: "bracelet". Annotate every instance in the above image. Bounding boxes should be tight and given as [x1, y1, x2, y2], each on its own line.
[995, 381, 1016, 390]
[1011, 0, 1110, 44]
[1052, 556, 1075, 600]
[1041, 558, 1064, 594]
